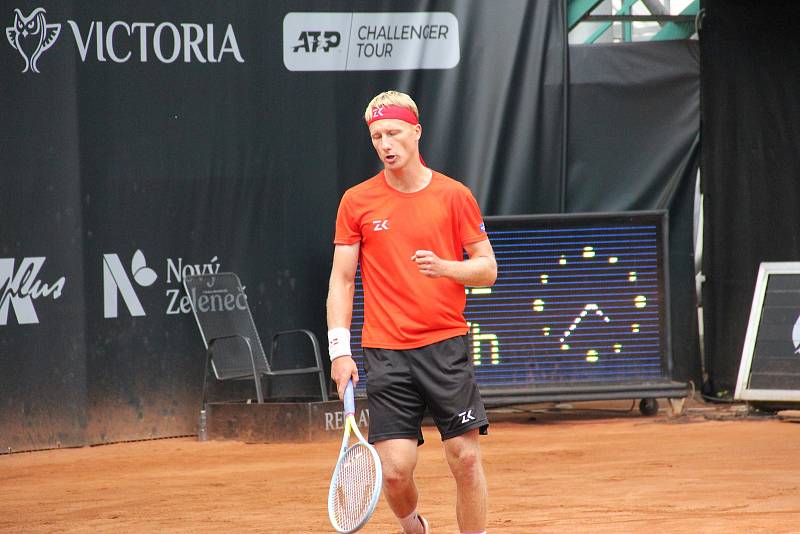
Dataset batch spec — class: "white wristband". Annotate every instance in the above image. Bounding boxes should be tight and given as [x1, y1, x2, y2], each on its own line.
[327, 327, 352, 361]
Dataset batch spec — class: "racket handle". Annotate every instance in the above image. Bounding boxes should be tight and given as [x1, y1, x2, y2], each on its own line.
[343, 380, 355, 415]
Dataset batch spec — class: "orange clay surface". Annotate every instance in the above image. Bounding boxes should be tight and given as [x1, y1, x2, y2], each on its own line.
[2, 400, 800, 534]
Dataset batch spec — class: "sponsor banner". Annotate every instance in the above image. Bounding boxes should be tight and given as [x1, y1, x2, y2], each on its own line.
[0, 249, 234, 324]
[0, 257, 65, 326]
[283, 11, 459, 71]
[102, 250, 235, 318]
[2, 0, 568, 451]
[4, 6, 245, 74]
[4, 7, 61, 73]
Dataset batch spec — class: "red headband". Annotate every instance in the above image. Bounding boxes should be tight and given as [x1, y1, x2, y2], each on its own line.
[367, 105, 419, 126]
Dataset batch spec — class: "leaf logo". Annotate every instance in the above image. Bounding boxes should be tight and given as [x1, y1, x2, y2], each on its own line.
[131, 249, 157, 287]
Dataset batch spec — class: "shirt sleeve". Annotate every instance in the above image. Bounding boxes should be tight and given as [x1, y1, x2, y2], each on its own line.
[333, 190, 361, 245]
[459, 187, 488, 246]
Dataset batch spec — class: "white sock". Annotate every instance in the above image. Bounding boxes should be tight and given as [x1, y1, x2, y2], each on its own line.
[399, 510, 423, 534]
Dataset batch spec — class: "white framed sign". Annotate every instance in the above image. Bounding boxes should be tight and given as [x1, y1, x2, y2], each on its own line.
[735, 262, 800, 401]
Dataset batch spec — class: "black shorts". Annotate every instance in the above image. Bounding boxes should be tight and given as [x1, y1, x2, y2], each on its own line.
[364, 335, 489, 445]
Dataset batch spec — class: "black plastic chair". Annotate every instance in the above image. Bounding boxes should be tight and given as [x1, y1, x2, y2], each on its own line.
[183, 272, 328, 410]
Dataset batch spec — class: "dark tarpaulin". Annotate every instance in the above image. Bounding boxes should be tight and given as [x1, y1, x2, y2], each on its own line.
[701, 0, 800, 396]
[567, 40, 702, 385]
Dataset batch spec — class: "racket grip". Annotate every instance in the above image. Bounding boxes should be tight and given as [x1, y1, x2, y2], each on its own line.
[343, 380, 355, 415]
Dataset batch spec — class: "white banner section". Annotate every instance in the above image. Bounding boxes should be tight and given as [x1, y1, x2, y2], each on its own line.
[283, 12, 460, 71]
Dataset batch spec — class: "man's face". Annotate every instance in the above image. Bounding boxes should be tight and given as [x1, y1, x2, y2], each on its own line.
[368, 118, 421, 170]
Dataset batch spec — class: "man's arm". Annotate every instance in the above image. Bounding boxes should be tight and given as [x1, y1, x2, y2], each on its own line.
[326, 242, 360, 399]
[411, 238, 497, 287]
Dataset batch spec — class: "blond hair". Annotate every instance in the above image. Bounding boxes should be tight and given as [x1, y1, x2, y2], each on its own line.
[364, 91, 419, 122]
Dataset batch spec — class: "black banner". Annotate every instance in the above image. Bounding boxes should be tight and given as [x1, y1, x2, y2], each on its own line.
[701, 0, 800, 397]
[0, 0, 566, 451]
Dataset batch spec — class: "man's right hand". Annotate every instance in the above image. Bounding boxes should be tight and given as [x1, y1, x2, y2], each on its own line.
[331, 356, 359, 400]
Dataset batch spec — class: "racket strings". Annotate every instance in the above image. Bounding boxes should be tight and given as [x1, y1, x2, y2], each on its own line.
[331, 443, 379, 531]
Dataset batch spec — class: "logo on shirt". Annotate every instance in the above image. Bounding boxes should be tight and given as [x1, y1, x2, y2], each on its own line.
[458, 409, 476, 424]
[479, 222, 485, 232]
[372, 219, 390, 231]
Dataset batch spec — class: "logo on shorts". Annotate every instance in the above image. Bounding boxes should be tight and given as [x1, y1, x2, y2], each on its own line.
[458, 409, 476, 424]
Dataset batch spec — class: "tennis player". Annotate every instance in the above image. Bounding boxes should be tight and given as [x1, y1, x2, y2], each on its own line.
[327, 90, 496, 534]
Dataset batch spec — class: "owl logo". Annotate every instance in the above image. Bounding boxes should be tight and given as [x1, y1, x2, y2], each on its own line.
[6, 8, 61, 74]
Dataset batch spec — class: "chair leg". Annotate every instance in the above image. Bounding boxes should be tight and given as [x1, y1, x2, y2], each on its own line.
[263, 374, 273, 400]
[242, 336, 264, 403]
[270, 329, 331, 402]
[199, 349, 213, 441]
[317, 369, 329, 402]
[302, 329, 329, 402]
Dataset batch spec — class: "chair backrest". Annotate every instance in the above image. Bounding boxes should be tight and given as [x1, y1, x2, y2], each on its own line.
[183, 272, 269, 380]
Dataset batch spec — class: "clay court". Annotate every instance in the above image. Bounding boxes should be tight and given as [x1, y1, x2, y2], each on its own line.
[2, 401, 799, 534]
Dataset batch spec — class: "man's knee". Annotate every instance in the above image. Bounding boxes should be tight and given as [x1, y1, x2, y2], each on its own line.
[382, 461, 414, 491]
[452, 448, 480, 474]
[446, 438, 483, 481]
[376, 439, 418, 492]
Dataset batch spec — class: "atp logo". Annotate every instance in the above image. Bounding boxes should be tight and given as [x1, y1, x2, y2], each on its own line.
[6, 7, 61, 73]
[292, 30, 340, 53]
[103, 250, 157, 318]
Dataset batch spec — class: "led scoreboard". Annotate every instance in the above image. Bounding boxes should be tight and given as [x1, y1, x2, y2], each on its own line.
[350, 211, 685, 404]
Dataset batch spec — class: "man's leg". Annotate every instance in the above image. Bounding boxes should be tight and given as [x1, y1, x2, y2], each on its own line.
[443, 429, 487, 532]
[374, 438, 426, 533]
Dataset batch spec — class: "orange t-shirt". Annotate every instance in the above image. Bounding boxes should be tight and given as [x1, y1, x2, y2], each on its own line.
[334, 171, 488, 349]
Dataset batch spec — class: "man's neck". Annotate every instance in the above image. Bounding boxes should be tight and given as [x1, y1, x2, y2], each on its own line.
[384, 160, 431, 193]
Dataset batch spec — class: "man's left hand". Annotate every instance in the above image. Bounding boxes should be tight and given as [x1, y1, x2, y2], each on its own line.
[411, 249, 448, 278]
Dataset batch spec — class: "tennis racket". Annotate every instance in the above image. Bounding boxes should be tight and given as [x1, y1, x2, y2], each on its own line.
[327, 380, 382, 533]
